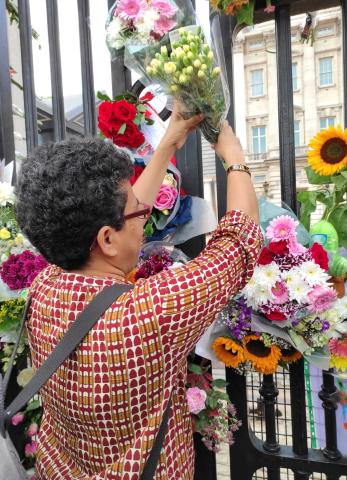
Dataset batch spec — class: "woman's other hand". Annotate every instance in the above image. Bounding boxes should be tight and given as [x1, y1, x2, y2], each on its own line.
[160, 102, 204, 152]
[214, 121, 245, 167]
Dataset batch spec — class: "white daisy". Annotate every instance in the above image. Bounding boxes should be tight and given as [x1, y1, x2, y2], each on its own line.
[288, 278, 311, 303]
[334, 297, 347, 320]
[106, 17, 125, 50]
[281, 268, 299, 287]
[252, 262, 281, 288]
[299, 260, 330, 287]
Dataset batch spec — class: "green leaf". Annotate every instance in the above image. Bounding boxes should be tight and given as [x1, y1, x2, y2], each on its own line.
[26, 399, 41, 412]
[331, 173, 347, 191]
[211, 379, 228, 389]
[236, 0, 255, 26]
[215, 391, 230, 402]
[133, 113, 144, 126]
[137, 104, 147, 113]
[297, 190, 319, 230]
[117, 123, 127, 135]
[96, 91, 111, 102]
[305, 166, 333, 185]
[329, 203, 347, 248]
[188, 363, 203, 375]
[316, 191, 335, 210]
[145, 118, 155, 126]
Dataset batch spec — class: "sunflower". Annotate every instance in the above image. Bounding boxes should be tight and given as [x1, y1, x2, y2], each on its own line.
[280, 346, 302, 364]
[330, 355, 347, 372]
[212, 336, 245, 368]
[242, 335, 282, 374]
[308, 126, 347, 176]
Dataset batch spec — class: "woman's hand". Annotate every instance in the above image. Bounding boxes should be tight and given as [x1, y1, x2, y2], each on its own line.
[160, 103, 204, 152]
[214, 121, 245, 167]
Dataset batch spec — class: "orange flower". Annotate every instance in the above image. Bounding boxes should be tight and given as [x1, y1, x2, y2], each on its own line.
[281, 347, 302, 364]
[243, 335, 282, 374]
[225, 0, 249, 15]
[212, 337, 245, 368]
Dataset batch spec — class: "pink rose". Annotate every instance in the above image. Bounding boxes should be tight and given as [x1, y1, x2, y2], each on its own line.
[24, 440, 38, 458]
[27, 422, 38, 437]
[186, 387, 207, 415]
[154, 185, 178, 211]
[307, 286, 337, 313]
[11, 412, 24, 426]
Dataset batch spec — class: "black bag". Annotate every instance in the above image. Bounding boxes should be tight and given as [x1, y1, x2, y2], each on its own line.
[0, 284, 171, 479]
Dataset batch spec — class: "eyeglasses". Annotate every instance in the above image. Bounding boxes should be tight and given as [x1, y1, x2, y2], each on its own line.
[123, 201, 152, 220]
[89, 201, 152, 251]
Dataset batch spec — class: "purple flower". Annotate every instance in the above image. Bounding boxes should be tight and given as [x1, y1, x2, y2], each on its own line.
[0, 250, 48, 290]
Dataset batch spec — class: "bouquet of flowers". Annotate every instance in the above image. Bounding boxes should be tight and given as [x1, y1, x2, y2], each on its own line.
[97, 90, 154, 150]
[124, 13, 230, 144]
[106, 0, 180, 59]
[211, 297, 302, 375]
[186, 360, 241, 452]
[210, 0, 274, 26]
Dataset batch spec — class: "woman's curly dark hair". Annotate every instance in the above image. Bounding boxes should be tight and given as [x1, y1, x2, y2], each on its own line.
[16, 137, 133, 270]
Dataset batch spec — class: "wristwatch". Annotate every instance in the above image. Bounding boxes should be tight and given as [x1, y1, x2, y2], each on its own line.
[226, 163, 251, 177]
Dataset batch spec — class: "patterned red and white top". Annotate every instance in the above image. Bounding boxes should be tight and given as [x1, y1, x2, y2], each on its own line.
[27, 210, 262, 479]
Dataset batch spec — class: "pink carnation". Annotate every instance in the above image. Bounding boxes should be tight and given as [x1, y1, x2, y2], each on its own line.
[307, 286, 337, 313]
[155, 16, 177, 35]
[24, 440, 38, 457]
[11, 412, 24, 426]
[271, 280, 289, 304]
[266, 215, 298, 242]
[154, 185, 178, 211]
[186, 387, 207, 415]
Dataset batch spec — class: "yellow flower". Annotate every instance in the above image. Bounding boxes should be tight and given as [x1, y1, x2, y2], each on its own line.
[15, 233, 24, 245]
[212, 67, 221, 77]
[243, 335, 282, 374]
[193, 59, 201, 69]
[162, 209, 170, 215]
[0, 228, 11, 240]
[308, 126, 347, 176]
[330, 355, 347, 372]
[197, 70, 205, 79]
[17, 367, 35, 387]
[212, 336, 245, 368]
[164, 62, 177, 75]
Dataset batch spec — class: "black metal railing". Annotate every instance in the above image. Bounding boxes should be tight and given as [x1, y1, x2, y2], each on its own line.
[1, 1, 347, 479]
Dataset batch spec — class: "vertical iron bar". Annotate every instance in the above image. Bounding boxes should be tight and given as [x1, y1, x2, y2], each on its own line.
[0, 0, 16, 182]
[289, 360, 308, 457]
[77, 0, 96, 136]
[46, 0, 66, 141]
[275, 3, 296, 213]
[259, 375, 280, 453]
[213, 13, 236, 219]
[342, 0, 347, 126]
[18, 0, 38, 152]
[267, 467, 281, 480]
[107, 0, 131, 96]
[318, 371, 342, 461]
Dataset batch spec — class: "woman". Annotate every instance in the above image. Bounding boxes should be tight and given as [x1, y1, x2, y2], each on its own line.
[16, 107, 262, 479]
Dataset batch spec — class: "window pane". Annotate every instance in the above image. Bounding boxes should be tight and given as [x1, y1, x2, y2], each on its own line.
[292, 63, 298, 91]
[319, 58, 333, 86]
[251, 69, 263, 97]
[294, 121, 300, 147]
[252, 126, 266, 154]
[320, 117, 335, 130]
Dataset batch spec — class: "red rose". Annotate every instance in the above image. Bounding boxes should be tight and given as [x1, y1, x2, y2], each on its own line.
[112, 99, 137, 122]
[113, 122, 145, 149]
[257, 247, 274, 266]
[309, 242, 329, 271]
[265, 311, 287, 321]
[140, 92, 154, 102]
[130, 164, 145, 185]
[98, 101, 116, 139]
[269, 240, 289, 255]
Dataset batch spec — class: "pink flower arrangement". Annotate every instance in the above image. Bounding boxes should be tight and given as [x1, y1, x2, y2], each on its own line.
[106, 0, 177, 52]
[154, 185, 178, 212]
[186, 387, 207, 415]
[27, 422, 39, 437]
[0, 250, 48, 290]
[11, 412, 24, 426]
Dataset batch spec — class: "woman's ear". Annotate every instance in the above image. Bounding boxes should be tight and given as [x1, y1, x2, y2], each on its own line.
[95, 226, 118, 257]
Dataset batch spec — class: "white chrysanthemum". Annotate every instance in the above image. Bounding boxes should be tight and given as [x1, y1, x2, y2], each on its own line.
[106, 17, 125, 49]
[299, 260, 330, 287]
[242, 277, 258, 300]
[288, 278, 311, 303]
[253, 262, 281, 288]
[281, 268, 299, 287]
[334, 297, 347, 320]
[244, 283, 271, 308]
[0, 181, 15, 206]
[137, 8, 159, 35]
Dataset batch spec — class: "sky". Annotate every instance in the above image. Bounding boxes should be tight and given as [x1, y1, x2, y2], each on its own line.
[29, 0, 211, 102]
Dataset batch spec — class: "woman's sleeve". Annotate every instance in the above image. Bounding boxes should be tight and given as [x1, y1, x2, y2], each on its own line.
[138, 210, 263, 360]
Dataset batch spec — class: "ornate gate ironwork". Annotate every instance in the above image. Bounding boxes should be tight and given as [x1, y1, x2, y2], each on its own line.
[0, 0, 347, 479]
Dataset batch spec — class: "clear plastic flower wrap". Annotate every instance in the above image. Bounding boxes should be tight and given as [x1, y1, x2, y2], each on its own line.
[123, 14, 230, 144]
[105, 0, 191, 61]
